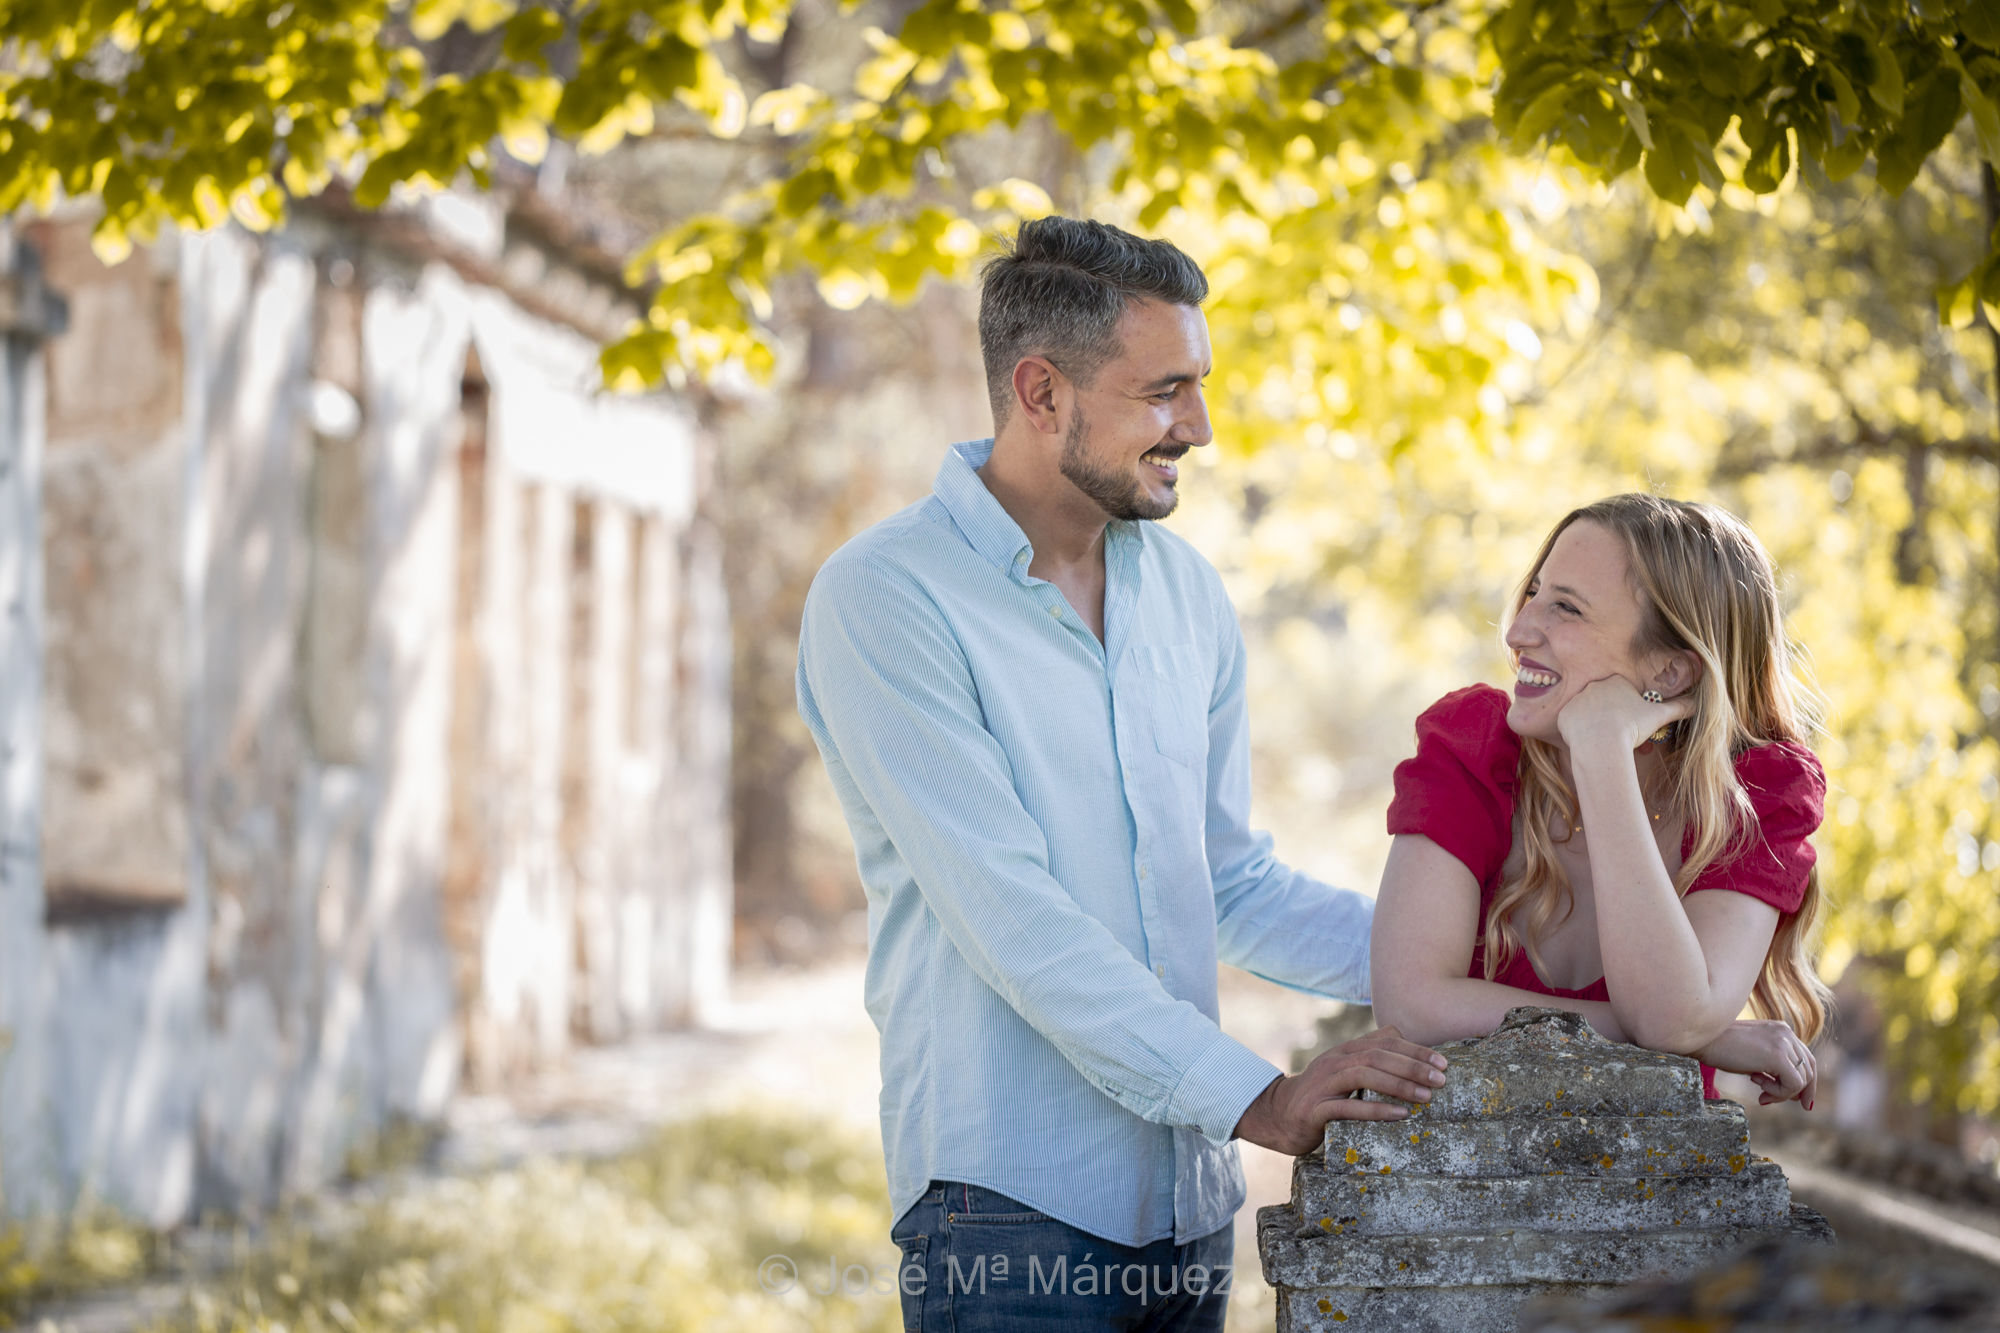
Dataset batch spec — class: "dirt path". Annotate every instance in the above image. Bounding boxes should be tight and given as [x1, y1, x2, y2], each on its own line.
[442, 959, 892, 1170]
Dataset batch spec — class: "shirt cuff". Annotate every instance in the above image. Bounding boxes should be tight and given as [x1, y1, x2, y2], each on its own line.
[1169, 1032, 1284, 1146]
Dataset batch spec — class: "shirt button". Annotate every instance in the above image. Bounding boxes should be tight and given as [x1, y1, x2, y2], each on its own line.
[1154, 964, 1166, 979]
[1138, 863, 1149, 879]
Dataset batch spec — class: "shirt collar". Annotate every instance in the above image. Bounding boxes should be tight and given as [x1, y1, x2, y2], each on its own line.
[935, 439, 1036, 581]
[934, 438, 1147, 586]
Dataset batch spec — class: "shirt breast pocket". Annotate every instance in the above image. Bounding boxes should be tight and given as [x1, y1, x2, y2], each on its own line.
[1126, 643, 1209, 770]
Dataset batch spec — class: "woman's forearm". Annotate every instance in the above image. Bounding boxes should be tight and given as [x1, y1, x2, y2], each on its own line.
[1375, 974, 1630, 1047]
[1569, 746, 1734, 1051]
[1371, 833, 1631, 1057]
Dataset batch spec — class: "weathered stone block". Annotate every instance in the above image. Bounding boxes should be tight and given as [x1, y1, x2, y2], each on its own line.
[1357, 1007, 1703, 1120]
[1322, 1101, 1752, 1179]
[1293, 1157, 1790, 1235]
[1259, 1010, 1834, 1332]
[1260, 1202, 1834, 1289]
[1276, 1280, 1624, 1332]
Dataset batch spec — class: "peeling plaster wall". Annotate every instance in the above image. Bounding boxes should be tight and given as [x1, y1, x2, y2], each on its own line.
[35, 228, 187, 912]
[0, 227, 53, 1215]
[11, 227, 329, 1223]
[1, 212, 730, 1224]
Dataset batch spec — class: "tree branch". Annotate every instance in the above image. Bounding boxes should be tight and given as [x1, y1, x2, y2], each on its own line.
[1238, 0, 1451, 53]
[1236, 1, 1317, 50]
[1711, 418, 2000, 479]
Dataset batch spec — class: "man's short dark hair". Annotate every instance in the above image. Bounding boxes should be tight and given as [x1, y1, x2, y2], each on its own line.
[977, 217, 1208, 428]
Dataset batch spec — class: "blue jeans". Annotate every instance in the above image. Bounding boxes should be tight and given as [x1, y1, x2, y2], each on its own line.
[888, 1180, 1234, 1332]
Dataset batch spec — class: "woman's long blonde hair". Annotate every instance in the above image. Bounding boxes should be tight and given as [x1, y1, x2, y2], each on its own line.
[1486, 494, 1831, 1044]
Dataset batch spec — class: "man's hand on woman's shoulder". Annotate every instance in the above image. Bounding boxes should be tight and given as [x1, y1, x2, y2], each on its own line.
[1232, 1028, 1450, 1157]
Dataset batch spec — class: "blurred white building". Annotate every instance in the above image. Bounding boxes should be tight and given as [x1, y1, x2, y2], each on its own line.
[0, 189, 731, 1225]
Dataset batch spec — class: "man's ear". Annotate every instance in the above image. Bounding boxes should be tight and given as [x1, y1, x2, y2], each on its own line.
[1652, 650, 1702, 698]
[1011, 355, 1068, 436]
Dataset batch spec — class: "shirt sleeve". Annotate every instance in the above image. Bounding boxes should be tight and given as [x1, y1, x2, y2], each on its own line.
[1203, 571, 1376, 1006]
[1385, 686, 1518, 888]
[796, 552, 1281, 1145]
[1684, 741, 1825, 915]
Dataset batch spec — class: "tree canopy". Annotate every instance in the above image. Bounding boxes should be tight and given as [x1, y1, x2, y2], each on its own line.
[6, 0, 2000, 1124]
[6, 2, 1999, 371]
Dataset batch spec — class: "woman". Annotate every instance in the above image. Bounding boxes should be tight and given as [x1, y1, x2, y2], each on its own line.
[1371, 494, 1828, 1107]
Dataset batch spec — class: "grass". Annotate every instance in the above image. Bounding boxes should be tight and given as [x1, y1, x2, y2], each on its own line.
[0, 1199, 165, 1327]
[165, 1112, 903, 1333]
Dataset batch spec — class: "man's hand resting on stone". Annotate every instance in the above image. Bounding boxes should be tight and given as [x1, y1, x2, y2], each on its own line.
[1232, 1027, 1449, 1156]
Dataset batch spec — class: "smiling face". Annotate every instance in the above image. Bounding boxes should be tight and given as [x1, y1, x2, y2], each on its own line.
[1503, 519, 1663, 744]
[1055, 298, 1213, 521]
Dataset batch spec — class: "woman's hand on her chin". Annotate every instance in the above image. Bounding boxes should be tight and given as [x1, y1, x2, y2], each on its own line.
[1696, 1018, 1817, 1110]
[1556, 675, 1691, 755]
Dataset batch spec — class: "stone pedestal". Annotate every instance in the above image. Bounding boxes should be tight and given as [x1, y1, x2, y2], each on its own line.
[1258, 1007, 1833, 1331]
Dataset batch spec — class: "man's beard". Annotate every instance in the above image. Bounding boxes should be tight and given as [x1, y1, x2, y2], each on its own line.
[1058, 410, 1180, 522]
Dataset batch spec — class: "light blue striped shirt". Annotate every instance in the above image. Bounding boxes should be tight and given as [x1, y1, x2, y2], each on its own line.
[796, 439, 1373, 1247]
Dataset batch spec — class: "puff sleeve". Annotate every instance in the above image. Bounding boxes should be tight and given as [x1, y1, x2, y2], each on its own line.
[1685, 741, 1825, 915]
[1386, 685, 1521, 889]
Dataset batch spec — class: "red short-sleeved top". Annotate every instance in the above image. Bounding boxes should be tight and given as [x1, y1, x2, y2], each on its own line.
[1385, 684, 1826, 1098]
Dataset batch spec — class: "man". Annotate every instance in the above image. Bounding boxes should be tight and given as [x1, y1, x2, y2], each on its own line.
[796, 217, 1448, 1331]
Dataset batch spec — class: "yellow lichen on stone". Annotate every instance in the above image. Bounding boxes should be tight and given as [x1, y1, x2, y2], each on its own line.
[1379, 1165, 1392, 1174]
[1333, 1314, 1348, 1323]
[1318, 1299, 1333, 1313]
[1729, 1155, 1747, 1174]
[1345, 1147, 1359, 1165]
[1599, 1154, 1615, 1169]
[1409, 1132, 1421, 1145]
[1320, 1217, 1334, 1231]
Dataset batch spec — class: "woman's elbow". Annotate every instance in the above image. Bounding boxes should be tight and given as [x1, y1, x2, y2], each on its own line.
[1621, 1006, 1731, 1057]
[1369, 981, 1456, 1048]
[1370, 989, 1418, 1038]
